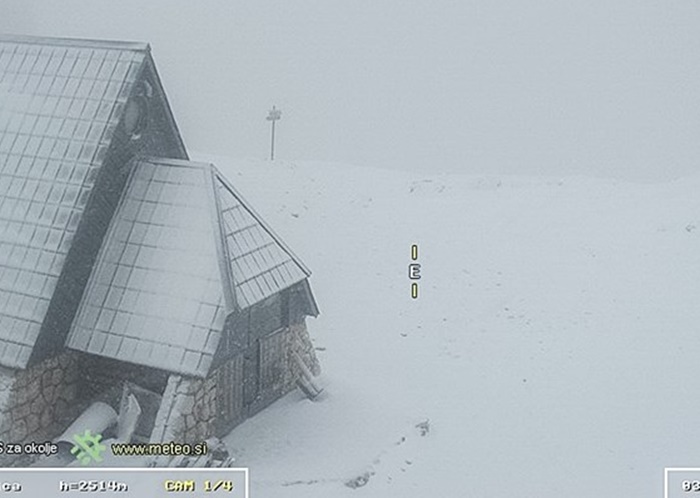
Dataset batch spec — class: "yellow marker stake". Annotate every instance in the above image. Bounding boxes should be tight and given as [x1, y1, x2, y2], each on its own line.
[411, 283, 418, 299]
[411, 244, 418, 261]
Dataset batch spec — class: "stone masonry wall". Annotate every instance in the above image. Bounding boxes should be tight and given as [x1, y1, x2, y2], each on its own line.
[288, 319, 321, 377]
[150, 373, 217, 449]
[258, 321, 320, 404]
[0, 351, 81, 464]
[150, 320, 321, 458]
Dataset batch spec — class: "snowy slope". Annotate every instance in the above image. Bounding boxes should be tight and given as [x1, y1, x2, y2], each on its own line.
[192, 154, 700, 498]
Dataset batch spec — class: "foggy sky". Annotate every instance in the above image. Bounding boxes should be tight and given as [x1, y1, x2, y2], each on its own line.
[2, 0, 700, 180]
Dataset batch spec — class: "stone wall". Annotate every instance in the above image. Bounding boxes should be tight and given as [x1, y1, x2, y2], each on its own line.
[0, 320, 321, 466]
[0, 351, 81, 464]
[151, 320, 321, 453]
[256, 321, 319, 407]
[150, 373, 217, 449]
[289, 320, 321, 377]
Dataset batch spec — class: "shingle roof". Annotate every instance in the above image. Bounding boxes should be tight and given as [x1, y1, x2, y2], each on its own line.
[67, 158, 312, 377]
[66, 159, 225, 376]
[0, 35, 149, 368]
[215, 173, 310, 309]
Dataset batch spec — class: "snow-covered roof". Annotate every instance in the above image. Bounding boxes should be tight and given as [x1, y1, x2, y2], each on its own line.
[0, 35, 150, 368]
[66, 158, 312, 377]
[215, 172, 310, 309]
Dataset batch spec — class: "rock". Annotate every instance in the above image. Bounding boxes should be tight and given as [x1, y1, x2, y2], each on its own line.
[26, 414, 40, 434]
[59, 384, 78, 403]
[43, 385, 56, 403]
[178, 395, 195, 414]
[30, 398, 43, 415]
[41, 371, 53, 390]
[184, 414, 195, 430]
[415, 419, 430, 436]
[12, 373, 26, 390]
[194, 401, 210, 422]
[51, 368, 64, 386]
[39, 408, 53, 429]
[64, 364, 79, 384]
[13, 402, 30, 421]
[345, 472, 372, 489]
[15, 380, 39, 406]
[10, 420, 27, 442]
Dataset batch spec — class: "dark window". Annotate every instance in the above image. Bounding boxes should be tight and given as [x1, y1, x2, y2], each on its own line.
[123, 96, 147, 140]
[123, 81, 152, 140]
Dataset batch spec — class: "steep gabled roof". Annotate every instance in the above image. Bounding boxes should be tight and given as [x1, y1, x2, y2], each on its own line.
[0, 35, 151, 368]
[214, 172, 310, 309]
[66, 158, 313, 377]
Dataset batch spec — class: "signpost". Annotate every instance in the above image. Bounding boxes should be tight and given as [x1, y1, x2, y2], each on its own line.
[266, 106, 282, 161]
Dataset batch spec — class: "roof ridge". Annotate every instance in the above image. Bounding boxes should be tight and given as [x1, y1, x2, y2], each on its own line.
[205, 166, 238, 314]
[0, 33, 150, 52]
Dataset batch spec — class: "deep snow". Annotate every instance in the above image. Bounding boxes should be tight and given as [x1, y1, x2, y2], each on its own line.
[193, 154, 700, 497]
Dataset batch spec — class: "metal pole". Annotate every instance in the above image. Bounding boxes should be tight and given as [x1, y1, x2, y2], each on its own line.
[271, 119, 276, 161]
[266, 106, 282, 161]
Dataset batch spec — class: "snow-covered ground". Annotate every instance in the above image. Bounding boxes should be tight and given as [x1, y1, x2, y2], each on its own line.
[193, 155, 700, 497]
